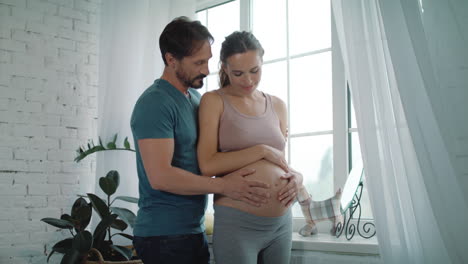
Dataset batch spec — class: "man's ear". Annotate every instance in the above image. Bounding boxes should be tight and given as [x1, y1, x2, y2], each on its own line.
[165, 52, 177, 68]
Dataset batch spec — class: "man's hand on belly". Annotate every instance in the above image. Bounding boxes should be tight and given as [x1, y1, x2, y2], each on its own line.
[220, 168, 271, 207]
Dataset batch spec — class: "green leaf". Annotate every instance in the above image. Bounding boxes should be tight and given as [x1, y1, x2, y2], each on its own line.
[93, 214, 118, 238]
[124, 137, 131, 149]
[114, 196, 138, 204]
[107, 142, 117, 149]
[52, 238, 73, 254]
[93, 214, 118, 247]
[112, 133, 118, 144]
[41, 218, 74, 229]
[73, 204, 92, 232]
[92, 229, 106, 250]
[99, 177, 117, 196]
[72, 231, 93, 254]
[93, 145, 105, 151]
[111, 207, 136, 228]
[111, 219, 128, 231]
[106, 170, 120, 190]
[60, 214, 73, 222]
[71, 198, 88, 219]
[99, 136, 104, 147]
[74, 154, 85, 162]
[110, 245, 133, 260]
[60, 249, 81, 264]
[113, 232, 133, 241]
[87, 193, 110, 219]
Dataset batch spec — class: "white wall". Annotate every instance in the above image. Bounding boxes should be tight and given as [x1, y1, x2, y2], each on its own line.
[4, 0, 466, 263]
[0, 0, 100, 263]
[422, 0, 468, 202]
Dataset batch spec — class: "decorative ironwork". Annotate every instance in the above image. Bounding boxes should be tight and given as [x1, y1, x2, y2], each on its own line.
[335, 181, 376, 240]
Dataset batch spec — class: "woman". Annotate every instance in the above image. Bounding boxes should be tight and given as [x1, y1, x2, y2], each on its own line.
[197, 31, 302, 264]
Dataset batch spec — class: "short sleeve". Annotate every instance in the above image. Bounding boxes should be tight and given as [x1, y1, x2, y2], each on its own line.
[131, 93, 175, 140]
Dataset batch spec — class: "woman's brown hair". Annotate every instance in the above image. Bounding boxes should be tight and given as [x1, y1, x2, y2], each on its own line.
[218, 31, 264, 88]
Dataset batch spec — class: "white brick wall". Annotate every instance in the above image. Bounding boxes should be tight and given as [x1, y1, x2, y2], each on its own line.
[0, 0, 100, 263]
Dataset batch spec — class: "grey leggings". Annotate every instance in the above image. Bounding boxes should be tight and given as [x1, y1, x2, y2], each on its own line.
[212, 205, 292, 264]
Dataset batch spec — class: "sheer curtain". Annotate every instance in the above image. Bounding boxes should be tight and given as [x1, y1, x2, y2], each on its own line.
[97, 0, 196, 237]
[332, 0, 468, 263]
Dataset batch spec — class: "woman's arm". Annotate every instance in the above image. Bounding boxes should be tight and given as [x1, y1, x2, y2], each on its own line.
[197, 91, 287, 177]
[271, 95, 304, 206]
[272, 95, 288, 138]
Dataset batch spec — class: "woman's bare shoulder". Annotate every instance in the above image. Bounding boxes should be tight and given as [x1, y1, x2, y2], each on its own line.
[200, 90, 224, 111]
[266, 93, 286, 109]
[201, 89, 222, 100]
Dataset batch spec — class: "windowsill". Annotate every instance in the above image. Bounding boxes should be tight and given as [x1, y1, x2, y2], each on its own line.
[207, 232, 379, 256]
[205, 217, 379, 255]
[291, 232, 379, 255]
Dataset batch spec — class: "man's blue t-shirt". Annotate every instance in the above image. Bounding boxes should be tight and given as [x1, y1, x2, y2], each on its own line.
[130, 79, 206, 236]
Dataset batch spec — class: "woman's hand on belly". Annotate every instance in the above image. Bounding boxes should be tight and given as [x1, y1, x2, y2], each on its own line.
[261, 144, 289, 172]
[277, 169, 303, 207]
[220, 168, 271, 207]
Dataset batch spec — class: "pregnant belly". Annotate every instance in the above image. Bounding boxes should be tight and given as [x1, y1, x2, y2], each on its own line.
[214, 159, 290, 217]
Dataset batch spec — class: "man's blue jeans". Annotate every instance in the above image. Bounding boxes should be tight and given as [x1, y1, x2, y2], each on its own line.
[133, 233, 210, 264]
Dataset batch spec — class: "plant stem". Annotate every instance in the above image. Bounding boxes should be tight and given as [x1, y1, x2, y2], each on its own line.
[108, 194, 111, 241]
[100, 148, 136, 152]
[75, 148, 135, 162]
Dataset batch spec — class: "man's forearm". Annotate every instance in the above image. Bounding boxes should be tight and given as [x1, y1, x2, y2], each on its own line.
[148, 166, 224, 195]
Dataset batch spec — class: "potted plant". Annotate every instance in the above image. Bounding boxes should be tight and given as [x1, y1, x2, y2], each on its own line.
[41, 135, 141, 263]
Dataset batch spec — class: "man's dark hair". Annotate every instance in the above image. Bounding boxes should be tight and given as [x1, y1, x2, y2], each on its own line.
[159, 16, 214, 66]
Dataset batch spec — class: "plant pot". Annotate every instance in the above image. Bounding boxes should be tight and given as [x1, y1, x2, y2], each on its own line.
[85, 248, 142, 264]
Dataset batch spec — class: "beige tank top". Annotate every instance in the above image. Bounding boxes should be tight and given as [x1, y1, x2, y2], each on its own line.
[216, 89, 286, 152]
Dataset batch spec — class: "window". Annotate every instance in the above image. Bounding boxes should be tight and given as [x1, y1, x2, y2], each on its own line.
[197, 0, 372, 219]
[348, 87, 373, 219]
[197, 1, 240, 93]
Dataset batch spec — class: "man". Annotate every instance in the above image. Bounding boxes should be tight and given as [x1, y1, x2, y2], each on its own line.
[130, 17, 271, 263]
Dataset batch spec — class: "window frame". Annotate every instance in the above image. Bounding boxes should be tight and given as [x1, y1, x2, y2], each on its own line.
[196, 0, 366, 221]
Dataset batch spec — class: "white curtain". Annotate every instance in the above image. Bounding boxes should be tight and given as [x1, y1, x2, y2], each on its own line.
[332, 0, 468, 263]
[97, 0, 196, 238]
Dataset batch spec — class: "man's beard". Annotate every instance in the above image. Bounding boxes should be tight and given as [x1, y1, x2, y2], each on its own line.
[176, 70, 206, 89]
